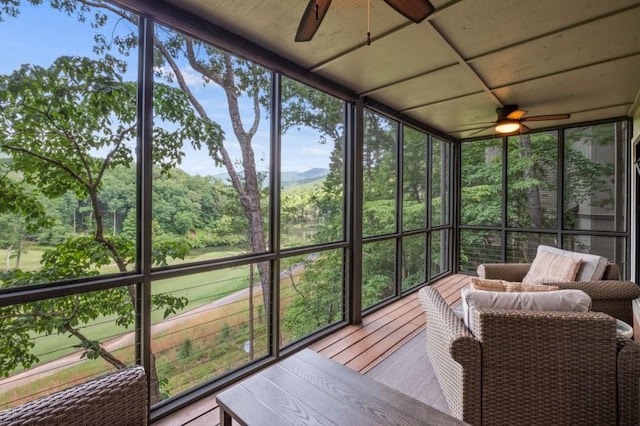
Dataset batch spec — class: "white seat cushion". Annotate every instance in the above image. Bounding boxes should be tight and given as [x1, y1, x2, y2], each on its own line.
[534, 245, 608, 281]
[461, 288, 592, 335]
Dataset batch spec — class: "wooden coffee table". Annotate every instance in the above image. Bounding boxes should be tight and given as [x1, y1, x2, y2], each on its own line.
[216, 348, 467, 425]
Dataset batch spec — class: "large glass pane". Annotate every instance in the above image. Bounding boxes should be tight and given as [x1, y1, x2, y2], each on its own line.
[401, 234, 426, 291]
[362, 240, 396, 310]
[280, 77, 345, 248]
[152, 265, 269, 401]
[459, 229, 502, 274]
[151, 22, 272, 266]
[280, 249, 345, 346]
[506, 232, 557, 263]
[507, 132, 558, 228]
[432, 138, 451, 226]
[431, 229, 449, 278]
[564, 122, 627, 232]
[402, 127, 427, 231]
[460, 138, 502, 226]
[0, 287, 137, 409]
[0, 1, 138, 287]
[363, 111, 397, 237]
[563, 234, 626, 278]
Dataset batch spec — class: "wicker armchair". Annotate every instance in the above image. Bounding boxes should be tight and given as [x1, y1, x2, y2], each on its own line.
[0, 366, 148, 426]
[418, 286, 640, 426]
[477, 263, 640, 325]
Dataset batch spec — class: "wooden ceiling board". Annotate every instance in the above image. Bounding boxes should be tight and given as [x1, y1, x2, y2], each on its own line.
[404, 92, 501, 136]
[472, 6, 640, 88]
[370, 64, 488, 111]
[314, 24, 459, 93]
[491, 54, 640, 117]
[431, 0, 640, 59]
[167, 0, 423, 69]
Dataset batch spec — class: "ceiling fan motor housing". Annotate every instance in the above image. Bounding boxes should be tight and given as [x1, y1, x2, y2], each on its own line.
[497, 105, 521, 121]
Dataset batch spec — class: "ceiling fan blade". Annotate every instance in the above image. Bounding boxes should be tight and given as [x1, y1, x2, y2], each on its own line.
[383, 0, 435, 23]
[506, 109, 527, 120]
[458, 121, 495, 127]
[295, 0, 332, 42]
[521, 113, 571, 122]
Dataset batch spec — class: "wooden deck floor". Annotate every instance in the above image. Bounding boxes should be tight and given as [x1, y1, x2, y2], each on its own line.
[153, 273, 470, 425]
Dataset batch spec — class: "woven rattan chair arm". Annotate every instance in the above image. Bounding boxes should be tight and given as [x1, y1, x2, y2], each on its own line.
[0, 366, 148, 425]
[546, 280, 640, 300]
[419, 287, 481, 424]
[474, 308, 615, 342]
[476, 263, 530, 281]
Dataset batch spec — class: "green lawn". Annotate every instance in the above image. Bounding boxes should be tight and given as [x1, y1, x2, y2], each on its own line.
[0, 246, 46, 271]
[12, 246, 249, 371]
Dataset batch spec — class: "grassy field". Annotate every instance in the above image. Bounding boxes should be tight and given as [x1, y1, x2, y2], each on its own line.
[9, 246, 249, 370]
[0, 246, 48, 272]
[1, 264, 306, 410]
[1, 231, 318, 408]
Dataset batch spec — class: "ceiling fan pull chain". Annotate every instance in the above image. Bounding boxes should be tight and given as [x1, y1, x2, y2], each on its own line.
[366, 0, 371, 45]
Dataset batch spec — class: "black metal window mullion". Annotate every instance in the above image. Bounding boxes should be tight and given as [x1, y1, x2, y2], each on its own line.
[425, 133, 433, 281]
[349, 99, 364, 325]
[452, 141, 462, 273]
[558, 129, 565, 245]
[501, 136, 508, 262]
[136, 16, 154, 412]
[270, 71, 281, 357]
[395, 123, 403, 297]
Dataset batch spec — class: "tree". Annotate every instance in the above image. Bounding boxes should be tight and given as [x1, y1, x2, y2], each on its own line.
[459, 130, 618, 266]
[1, 0, 349, 398]
[0, 55, 221, 401]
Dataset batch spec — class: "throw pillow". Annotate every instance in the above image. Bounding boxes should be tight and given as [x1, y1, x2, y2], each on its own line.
[502, 281, 560, 292]
[469, 277, 559, 292]
[522, 251, 582, 285]
[469, 278, 505, 291]
[461, 288, 592, 335]
[535, 245, 608, 281]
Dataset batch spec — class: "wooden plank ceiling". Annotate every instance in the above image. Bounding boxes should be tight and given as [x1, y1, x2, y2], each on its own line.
[159, 0, 640, 139]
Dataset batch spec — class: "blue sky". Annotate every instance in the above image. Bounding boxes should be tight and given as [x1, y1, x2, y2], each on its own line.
[0, 2, 333, 176]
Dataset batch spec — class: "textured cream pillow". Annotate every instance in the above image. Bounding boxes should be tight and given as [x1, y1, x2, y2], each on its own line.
[502, 281, 560, 292]
[522, 251, 582, 284]
[469, 278, 505, 291]
[469, 277, 559, 292]
[536, 245, 608, 281]
[461, 288, 592, 334]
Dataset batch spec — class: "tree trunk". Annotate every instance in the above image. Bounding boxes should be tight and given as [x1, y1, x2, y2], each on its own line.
[16, 234, 22, 268]
[5, 245, 11, 270]
[520, 135, 544, 258]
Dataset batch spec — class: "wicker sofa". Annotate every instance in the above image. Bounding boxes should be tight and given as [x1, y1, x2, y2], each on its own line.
[0, 366, 147, 425]
[477, 262, 640, 325]
[419, 286, 640, 426]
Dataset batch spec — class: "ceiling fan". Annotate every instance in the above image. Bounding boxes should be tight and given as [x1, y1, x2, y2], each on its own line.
[461, 105, 571, 137]
[295, 0, 435, 42]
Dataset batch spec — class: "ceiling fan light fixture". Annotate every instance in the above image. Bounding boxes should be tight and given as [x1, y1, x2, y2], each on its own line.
[495, 119, 521, 134]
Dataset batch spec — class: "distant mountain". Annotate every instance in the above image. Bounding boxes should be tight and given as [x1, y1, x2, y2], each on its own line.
[281, 168, 329, 184]
[214, 168, 329, 186]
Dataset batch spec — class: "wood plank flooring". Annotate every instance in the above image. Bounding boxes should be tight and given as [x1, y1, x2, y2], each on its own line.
[153, 273, 470, 425]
